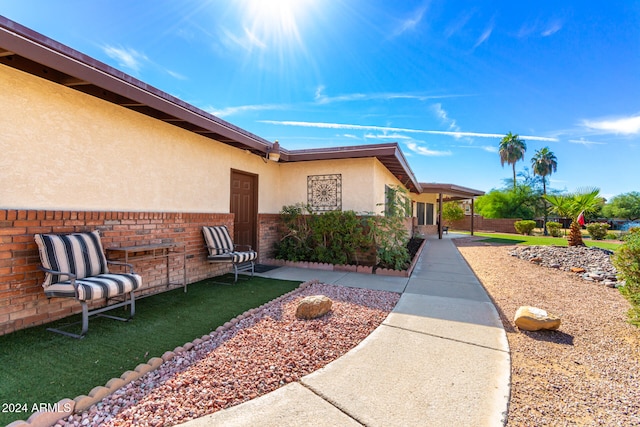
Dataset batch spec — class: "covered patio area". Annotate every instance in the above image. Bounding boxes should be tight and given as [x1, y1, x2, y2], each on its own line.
[419, 183, 485, 239]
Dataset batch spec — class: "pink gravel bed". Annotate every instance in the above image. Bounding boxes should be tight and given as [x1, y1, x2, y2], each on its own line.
[57, 282, 399, 427]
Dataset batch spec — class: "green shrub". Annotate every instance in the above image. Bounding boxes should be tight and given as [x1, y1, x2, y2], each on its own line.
[613, 228, 640, 326]
[546, 221, 562, 237]
[371, 185, 411, 270]
[514, 220, 537, 235]
[606, 232, 618, 240]
[586, 222, 610, 240]
[273, 204, 373, 265]
[273, 204, 313, 261]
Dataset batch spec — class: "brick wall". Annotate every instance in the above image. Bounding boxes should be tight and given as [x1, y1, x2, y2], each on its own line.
[415, 224, 438, 235]
[258, 214, 283, 262]
[0, 209, 234, 336]
[448, 215, 520, 234]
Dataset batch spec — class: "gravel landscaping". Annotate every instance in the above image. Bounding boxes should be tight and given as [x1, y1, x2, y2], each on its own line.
[456, 238, 640, 426]
[50, 238, 640, 426]
[55, 282, 399, 427]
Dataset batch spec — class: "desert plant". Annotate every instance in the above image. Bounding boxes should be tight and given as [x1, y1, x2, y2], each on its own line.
[274, 203, 314, 261]
[586, 222, 610, 240]
[370, 185, 411, 270]
[546, 221, 562, 237]
[308, 210, 370, 264]
[274, 204, 373, 265]
[613, 228, 640, 326]
[514, 220, 537, 235]
[546, 187, 602, 246]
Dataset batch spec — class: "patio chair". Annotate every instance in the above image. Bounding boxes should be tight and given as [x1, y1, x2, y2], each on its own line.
[202, 225, 257, 282]
[34, 230, 141, 338]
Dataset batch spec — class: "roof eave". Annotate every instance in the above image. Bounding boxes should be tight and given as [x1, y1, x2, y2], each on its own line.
[0, 16, 274, 155]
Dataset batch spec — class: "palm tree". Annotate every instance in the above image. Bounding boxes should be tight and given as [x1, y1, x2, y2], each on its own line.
[499, 132, 527, 190]
[546, 187, 601, 246]
[531, 147, 558, 235]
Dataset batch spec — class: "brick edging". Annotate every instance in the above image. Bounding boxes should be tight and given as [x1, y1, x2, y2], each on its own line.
[261, 238, 427, 278]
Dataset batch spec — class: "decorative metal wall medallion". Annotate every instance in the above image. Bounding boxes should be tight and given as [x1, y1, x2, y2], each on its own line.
[307, 174, 342, 212]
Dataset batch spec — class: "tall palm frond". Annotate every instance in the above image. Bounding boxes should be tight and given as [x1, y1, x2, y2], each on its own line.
[532, 147, 558, 235]
[499, 132, 527, 189]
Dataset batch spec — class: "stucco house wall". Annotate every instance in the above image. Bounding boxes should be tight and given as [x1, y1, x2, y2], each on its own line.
[278, 157, 407, 214]
[0, 64, 412, 334]
[0, 64, 283, 214]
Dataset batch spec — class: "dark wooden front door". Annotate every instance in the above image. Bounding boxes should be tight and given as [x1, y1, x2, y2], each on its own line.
[230, 170, 258, 250]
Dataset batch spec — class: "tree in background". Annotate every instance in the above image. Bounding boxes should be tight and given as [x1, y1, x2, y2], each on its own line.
[546, 187, 602, 246]
[531, 147, 558, 235]
[499, 132, 527, 190]
[441, 201, 465, 225]
[475, 185, 537, 219]
[602, 192, 640, 221]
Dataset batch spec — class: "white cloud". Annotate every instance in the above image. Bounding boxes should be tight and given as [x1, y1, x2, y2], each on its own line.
[518, 19, 563, 38]
[474, 23, 493, 48]
[102, 45, 147, 71]
[315, 86, 366, 104]
[444, 11, 474, 38]
[208, 104, 284, 118]
[431, 103, 460, 133]
[166, 70, 187, 80]
[365, 133, 412, 140]
[260, 120, 558, 141]
[341, 134, 360, 139]
[393, 5, 428, 37]
[406, 142, 452, 156]
[220, 27, 266, 52]
[542, 21, 562, 37]
[459, 145, 499, 153]
[568, 138, 606, 146]
[582, 114, 640, 135]
[313, 86, 470, 105]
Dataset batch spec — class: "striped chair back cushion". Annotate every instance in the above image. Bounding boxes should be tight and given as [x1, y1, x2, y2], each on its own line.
[34, 230, 110, 287]
[203, 226, 234, 256]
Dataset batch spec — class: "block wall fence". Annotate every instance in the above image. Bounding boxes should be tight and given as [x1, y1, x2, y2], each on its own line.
[0, 209, 284, 336]
[447, 215, 520, 234]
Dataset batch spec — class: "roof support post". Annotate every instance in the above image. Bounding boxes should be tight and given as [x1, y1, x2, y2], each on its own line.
[438, 192, 443, 240]
[471, 198, 475, 236]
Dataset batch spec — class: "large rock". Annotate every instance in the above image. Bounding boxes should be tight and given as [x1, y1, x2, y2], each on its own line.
[296, 295, 333, 319]
[514, 306, 561, 331]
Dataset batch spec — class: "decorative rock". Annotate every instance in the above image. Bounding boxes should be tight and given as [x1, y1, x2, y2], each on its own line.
[295, 295, 333, 319]
[514, 306, 561, 331]
[511, 246, 618, 286]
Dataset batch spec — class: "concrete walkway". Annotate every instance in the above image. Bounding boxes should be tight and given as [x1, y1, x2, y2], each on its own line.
[179, 234, 510, 427]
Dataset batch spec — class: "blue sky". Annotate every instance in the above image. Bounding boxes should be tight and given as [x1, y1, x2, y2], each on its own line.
[2, 1, 639, 199]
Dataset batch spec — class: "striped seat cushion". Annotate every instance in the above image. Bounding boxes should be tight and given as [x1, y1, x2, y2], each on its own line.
[202, 225, 235, 256]
[34, 231, 109, 287]
[43, 273, 141, 301]
[207, 251, 257, 264]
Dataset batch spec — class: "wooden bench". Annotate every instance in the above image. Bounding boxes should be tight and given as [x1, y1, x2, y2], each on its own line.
[203, 225, 257, 283]
[34, 230, 142, 338]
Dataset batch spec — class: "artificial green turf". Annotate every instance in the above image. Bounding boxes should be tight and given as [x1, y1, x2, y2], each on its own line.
[468, 231, 622, 251]
[0, 275, 300, 425]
